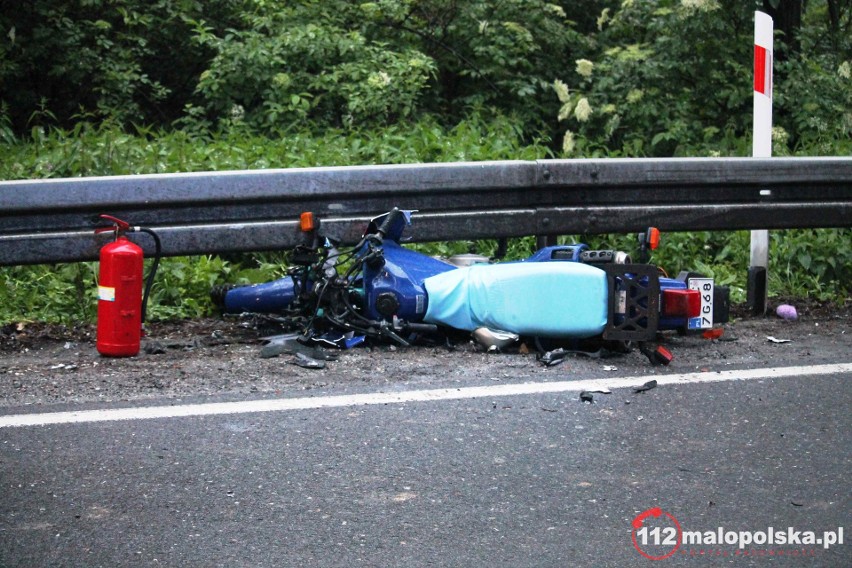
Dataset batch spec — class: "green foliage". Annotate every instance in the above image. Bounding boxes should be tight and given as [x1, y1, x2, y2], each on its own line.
[0, 113, 547, 180]
[190, 6, 437, 130]
[554, 1, 756, 157]
[1, 0, 594, 134]
[183, 0, 592, 131]
[553, 0, 852, 158]
[145, 255, 232, 320]
[0, 263, 98, 325]
[361, 0, 591, 126]
[2, 0, 850, 143]
[769, 229, 852, 301]
[0, 0, 245, 131]
[775, 54, 852, 155]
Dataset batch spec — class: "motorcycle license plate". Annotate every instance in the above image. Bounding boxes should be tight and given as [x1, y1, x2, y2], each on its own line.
[687, 278, 714, 329]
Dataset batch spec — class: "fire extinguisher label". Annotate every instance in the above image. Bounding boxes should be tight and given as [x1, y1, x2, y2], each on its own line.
[98, 286, 116, 302]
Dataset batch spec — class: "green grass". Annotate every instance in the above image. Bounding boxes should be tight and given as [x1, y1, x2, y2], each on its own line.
[1, 115, 548, 179]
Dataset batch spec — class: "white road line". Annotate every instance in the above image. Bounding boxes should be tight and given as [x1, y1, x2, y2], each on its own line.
[1, 363, 850, 429]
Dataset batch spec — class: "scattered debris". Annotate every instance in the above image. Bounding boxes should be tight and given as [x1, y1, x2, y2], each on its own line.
[639, 344, 673, 366]
[579, 387, 612, 404]
[702, 328, 724, 340]
[288, 352, 326, 370]
[307, 349, 338, 361]
[603, 365, 618, 371]
[766, 336, 792, 344]
[142, 341, 167, 355]
[633, 380, 658, 393]
[538, 348, 566, 367]
[140, 338, 208, 353]
[312, 331, 366, 350]
[776, 304, 798, 321]
[575, 349, 604, 359]
[260, 338, 304, 359]
[260, 334, 339, 361]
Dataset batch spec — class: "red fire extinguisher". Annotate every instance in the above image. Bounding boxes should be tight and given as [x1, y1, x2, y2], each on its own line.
[95, 215, 161, 357]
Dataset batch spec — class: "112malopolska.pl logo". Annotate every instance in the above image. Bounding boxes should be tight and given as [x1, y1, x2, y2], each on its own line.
[631, 507, 845, 560]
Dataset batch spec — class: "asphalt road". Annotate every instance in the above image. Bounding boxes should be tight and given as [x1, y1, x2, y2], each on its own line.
[1, 362, 850, 567]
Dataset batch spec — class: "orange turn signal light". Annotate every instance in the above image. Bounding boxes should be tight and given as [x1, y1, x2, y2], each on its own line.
[300, 212, 316, 232]
[648, 227, 660, 250]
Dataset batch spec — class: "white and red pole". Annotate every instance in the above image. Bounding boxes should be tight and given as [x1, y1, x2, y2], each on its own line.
[748, 11, 773, 314]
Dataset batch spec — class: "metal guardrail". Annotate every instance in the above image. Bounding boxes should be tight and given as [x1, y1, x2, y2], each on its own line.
[1, 157, 850, 266]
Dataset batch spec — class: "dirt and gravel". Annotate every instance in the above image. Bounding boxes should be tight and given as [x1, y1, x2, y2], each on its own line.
[1, 301, 849, 410]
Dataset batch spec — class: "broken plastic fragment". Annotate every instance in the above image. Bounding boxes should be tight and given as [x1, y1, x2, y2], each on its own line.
[633, 380, 658, 393]
[313, 331, 366, 349]
[640, 344, 672, 365]
[538, 348, 566, 366]
[142, 341, 167, 355]
[702, 328, 724, 340]
[309, 349, 340, 361]
[766, 336, 791, 344]
[260, 333, 323, 359]
[289, 352, 326, 369]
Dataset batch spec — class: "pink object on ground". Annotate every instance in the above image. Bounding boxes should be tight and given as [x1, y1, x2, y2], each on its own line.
[776, 304, 798, 321]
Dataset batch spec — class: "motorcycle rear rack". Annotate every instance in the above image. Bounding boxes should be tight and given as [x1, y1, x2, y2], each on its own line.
[601, 264, 661, 342]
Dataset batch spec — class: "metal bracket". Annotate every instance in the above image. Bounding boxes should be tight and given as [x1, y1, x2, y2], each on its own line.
[602, 264, 661, 342]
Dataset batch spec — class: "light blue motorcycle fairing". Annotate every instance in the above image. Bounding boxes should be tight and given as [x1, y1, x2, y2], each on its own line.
[422, 261, 608, 338]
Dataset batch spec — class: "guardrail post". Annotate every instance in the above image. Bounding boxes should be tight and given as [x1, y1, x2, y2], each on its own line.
[748, 10, 773, 316]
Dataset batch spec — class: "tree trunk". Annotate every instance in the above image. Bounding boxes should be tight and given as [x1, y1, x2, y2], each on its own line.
[762, 0, 803, 54]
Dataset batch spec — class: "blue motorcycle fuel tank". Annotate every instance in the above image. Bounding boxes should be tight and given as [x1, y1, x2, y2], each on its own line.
[362, 240, 456, 321]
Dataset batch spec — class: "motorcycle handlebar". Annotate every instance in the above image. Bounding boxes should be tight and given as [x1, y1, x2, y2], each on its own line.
[375, 207, 403, 238]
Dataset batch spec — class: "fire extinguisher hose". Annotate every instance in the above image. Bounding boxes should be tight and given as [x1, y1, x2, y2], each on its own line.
[137, 227, 162, 324]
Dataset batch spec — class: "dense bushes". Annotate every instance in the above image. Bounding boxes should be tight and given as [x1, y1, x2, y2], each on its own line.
[0, 0, 595, 133]
[553, 0, 852, 157]
[3, 2, 849, 149]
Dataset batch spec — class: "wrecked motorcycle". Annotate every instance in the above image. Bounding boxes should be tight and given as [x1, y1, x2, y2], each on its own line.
[212, 208, 729, 364]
